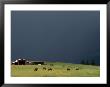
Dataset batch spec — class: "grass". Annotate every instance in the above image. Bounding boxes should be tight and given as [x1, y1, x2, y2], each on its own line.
[11, 62, 100, 77]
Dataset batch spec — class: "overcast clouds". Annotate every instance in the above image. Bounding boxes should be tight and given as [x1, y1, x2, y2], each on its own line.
[11, 11, 100, 64]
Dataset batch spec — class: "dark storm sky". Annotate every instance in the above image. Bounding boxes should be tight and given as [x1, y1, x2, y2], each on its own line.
[11, 11, 100, 64]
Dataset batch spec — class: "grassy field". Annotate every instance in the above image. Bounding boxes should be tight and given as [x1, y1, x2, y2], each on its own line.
[11, 62, 100, 77]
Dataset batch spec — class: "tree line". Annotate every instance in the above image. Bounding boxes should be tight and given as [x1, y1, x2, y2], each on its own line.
[80, 59, 96, 65]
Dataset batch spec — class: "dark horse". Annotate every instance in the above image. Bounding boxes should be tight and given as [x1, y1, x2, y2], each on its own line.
[67, 68, 70, 71]
[75, 67, 79, 70]
[48, 68, 52, 71]
[34, 68, 38, 71]
[43, 67, 46, 70]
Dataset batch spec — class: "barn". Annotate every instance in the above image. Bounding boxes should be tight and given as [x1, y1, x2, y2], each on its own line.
[31, 61, 45, 65]
[11, 58, 45, 65]
[11, 58, 26, 65]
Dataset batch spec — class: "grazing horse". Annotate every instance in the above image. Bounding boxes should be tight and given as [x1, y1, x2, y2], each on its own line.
[48, 68, 52, 71]
[75, 67, 79, 70]
[67, 68, 70, 71]
[34, 68, 38, 71]
[43, 67, 46, 70]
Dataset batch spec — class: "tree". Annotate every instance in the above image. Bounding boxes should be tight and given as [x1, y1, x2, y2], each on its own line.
[91, 59, 95, 65]
[80, 59, 85, 65]
[86, 60, 89, 65]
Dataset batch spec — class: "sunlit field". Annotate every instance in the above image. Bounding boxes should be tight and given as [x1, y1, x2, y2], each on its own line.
[11, 62, 100, 77]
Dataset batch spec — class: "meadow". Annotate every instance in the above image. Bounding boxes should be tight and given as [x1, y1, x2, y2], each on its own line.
[11, 62, 100, 77]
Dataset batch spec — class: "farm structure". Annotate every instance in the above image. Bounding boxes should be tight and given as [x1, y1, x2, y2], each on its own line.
[11, 58, 45, 65]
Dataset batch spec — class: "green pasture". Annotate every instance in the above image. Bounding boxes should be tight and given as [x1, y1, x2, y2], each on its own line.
[11, 62, 100, 77]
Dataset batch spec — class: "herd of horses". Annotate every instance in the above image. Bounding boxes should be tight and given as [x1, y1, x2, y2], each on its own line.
[34, 66, 79, 71]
